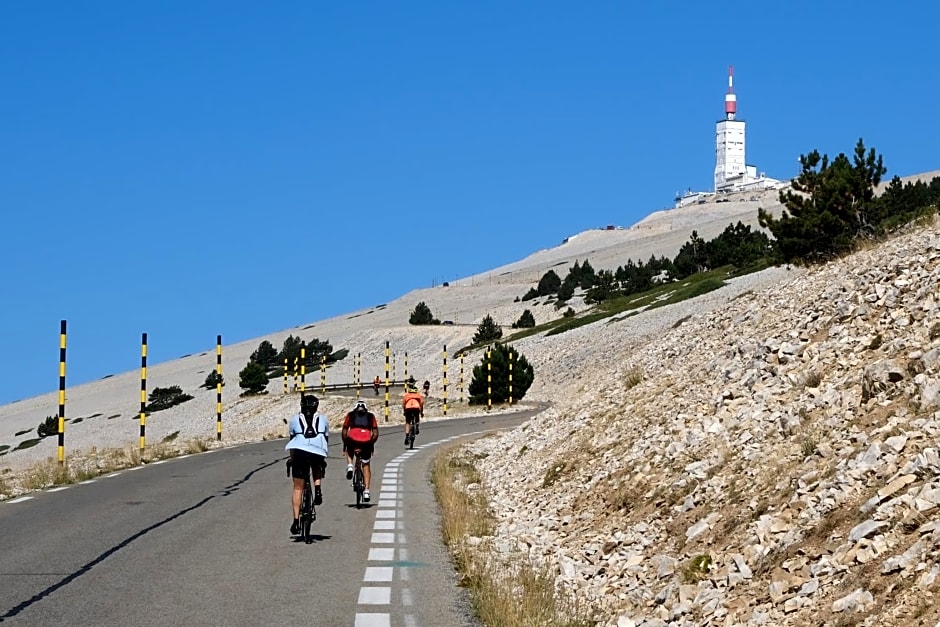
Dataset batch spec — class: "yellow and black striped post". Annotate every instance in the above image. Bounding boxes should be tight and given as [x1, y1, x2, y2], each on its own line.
[283, 357, 288, 395]
[459, 353, 464, 403]
[487, 347, 492, 412]
[384, 341, 390, 422]
[139, 333, 147, 451]
[442, 345, 448, 416]
[404, 352, 409, 382]
[300, 342, 306, 393]
[57, 320, 67, 465]
[320, 355, 326, 395]
[293, 356, 299, 392]
[216, 335, 223, 441]
[509, 349, 514, 405]
[355, 352, 361, 399]
[392, 352, 396, 383]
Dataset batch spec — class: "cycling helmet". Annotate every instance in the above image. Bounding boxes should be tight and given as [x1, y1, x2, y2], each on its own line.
[300, 394, 319, 413]
[353, 400, 368, 412]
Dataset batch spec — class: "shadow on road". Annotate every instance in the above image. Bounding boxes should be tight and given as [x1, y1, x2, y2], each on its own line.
[0, 457, 280, 622]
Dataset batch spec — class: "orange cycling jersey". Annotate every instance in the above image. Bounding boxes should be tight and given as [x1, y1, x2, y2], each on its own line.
[403, 392, 424, 411]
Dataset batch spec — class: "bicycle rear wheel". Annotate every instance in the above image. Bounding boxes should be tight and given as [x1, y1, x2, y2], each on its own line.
[301, 481, 314, 543]
[354, 467, 364, 508]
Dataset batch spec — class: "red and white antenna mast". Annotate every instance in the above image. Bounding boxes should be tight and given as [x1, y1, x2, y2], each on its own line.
[725, 65, 737, 120]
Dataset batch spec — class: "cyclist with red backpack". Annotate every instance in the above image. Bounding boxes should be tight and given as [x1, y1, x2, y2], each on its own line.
[342, 400, 379, 502]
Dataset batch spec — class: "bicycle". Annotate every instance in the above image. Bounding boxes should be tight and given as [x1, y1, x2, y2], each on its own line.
[405, 417, 420, 449]
[351, 450, 366, 508]
[287, 458, 316, 544]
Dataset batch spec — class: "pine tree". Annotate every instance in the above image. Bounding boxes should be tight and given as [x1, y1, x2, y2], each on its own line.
[473, 314, 503, 343]
[250, 340, 278, 370]
[239, 362, 269, 395]
[409, 301, 440, 325]
[467, 343, 535, 404]
[512, 309, 536, 329]
[536, 270, 561, 297]
[759, 138, 887, 264]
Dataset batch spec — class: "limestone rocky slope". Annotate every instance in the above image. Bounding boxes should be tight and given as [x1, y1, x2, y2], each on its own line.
[466, 219, 940, 626]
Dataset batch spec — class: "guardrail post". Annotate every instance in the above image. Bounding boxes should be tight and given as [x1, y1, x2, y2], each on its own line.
[384, 341, 390, 422]
[216, 335, 223, 441]
[443, 344, 448, 416]
[57, 320, 67, 466]
[140, 333, 147, 451]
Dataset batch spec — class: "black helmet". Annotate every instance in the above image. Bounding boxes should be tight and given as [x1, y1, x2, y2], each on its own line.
[353, 400, 368, 413]
[300, 394, 319, 413]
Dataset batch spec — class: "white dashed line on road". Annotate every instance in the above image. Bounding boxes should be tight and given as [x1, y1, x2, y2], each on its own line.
[353, 432, 484, 627]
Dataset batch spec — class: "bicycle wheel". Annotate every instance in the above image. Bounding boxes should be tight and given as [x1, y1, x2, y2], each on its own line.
[354, 467, 364, 508]
[301, 481, 314, 543]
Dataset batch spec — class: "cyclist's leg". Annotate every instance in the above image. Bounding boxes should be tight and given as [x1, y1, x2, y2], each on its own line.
[311, 454, 325, 504]
[344, 439, 355, 478]
[361, 444, 375, 498]
[289, 450, 309, 521]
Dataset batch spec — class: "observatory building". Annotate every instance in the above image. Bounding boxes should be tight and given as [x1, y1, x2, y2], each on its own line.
[713, 65, 782, 194]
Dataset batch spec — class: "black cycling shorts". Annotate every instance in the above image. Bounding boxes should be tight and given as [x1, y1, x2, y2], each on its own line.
[404, 408, 421, 424]
[290, 449, 326, 480]
[345, 440, 375, 464]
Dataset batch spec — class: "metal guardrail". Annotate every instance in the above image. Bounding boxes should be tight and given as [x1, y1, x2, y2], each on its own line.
[290, 380, 410, 394]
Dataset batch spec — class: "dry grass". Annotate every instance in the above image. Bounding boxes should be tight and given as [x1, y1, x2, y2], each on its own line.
[1, 435, 218, 499]
[623, 366, 644, 390]
[432, 445, 594, 627]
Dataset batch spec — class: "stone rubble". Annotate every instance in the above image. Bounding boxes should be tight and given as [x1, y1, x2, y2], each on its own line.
[464, 220, 940, 625]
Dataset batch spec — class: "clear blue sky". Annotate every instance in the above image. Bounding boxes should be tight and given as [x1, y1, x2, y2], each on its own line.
[2, 1, 937, 405]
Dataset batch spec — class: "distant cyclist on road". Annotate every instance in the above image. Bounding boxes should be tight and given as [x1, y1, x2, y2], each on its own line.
[342, 400, 379, 502]
[422, 379, 430, 396]
[373, 376, 381, 396]
[402, 380, 424, 446]
[286, 394, 328, 536]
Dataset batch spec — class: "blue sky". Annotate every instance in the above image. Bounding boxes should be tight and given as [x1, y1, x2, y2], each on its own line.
[1, 1, 937, 405]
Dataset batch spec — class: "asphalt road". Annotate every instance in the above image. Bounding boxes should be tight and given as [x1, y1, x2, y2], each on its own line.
[0, 408, 539, 626]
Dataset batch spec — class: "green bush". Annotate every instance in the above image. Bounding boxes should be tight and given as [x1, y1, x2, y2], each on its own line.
[203, 371, 224, 390]
[468, 343, 534, 405]
[512, 309, 536, 329]
[250, 340, 279, 370]
[473, 314, 503, 343]
[146, 386, 194, 412]
[409, 301, 441, 325]
[37, 415, 58, 438]
[239, 362, 269, 395]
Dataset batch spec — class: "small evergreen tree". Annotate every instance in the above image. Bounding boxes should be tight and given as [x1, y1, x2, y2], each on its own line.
[203, 371, 224, 389]
[536, 270, 561, 296]
[557, 276, 575, 302]
[37, 415, 58, 438]
[512, 309, 536, 329]
[758, 138, 887, 264]
[147, 385, 194, 412]
[578, 260, 596, 290]
[278, 335, 304, 368]
[473, 314, 503, 343]
[467, 343, 535, 404]
[239, 362, 269, 395]
[409, 301, 441, 325]
[250, 340, 278, 370]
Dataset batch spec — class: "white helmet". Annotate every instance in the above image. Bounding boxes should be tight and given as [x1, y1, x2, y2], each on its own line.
[353, 400, 368, 412]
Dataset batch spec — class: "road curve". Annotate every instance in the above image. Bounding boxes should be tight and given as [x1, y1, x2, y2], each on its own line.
[0, 408, 539, 626]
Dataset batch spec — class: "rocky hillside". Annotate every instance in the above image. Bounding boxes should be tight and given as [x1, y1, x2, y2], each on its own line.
[465, 218, 940, 626]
